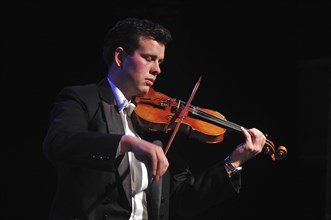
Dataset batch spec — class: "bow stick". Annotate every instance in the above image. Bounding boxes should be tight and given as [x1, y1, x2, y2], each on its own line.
[163, 76, 202, 155]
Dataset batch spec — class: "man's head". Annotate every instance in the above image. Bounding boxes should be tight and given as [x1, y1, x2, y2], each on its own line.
[103, 17, 173, 67]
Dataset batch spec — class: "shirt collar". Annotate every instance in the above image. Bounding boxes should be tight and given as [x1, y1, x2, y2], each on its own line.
[107, 77, 127, 112]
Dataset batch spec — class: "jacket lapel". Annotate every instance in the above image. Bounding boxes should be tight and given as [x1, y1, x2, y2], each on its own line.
[97, 78, 132, 206]
[147, 142, 164, 219]
[148, 176, 163, 219]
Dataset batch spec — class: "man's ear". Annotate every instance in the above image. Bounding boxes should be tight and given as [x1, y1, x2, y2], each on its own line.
[114, 47, 125, 66]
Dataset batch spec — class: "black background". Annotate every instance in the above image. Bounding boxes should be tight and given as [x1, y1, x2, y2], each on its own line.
[3, 1, 331, 219]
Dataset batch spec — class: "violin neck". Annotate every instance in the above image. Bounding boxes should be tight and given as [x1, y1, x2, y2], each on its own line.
[191, 107, 243, 133]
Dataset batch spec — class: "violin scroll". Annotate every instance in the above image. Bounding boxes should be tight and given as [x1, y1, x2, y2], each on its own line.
[264, 139, 287, 161]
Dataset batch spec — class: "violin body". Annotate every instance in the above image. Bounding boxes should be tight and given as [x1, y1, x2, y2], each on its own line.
[133, 90, 226, 143]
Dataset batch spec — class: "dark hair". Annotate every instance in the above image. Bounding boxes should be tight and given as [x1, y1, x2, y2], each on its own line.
[103, 17, 173, 67]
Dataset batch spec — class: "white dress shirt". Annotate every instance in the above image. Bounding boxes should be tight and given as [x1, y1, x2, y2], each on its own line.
[107, 77, 149, 220]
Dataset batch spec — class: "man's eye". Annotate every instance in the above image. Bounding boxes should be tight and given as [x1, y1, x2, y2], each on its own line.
[145, 57, 153, 62]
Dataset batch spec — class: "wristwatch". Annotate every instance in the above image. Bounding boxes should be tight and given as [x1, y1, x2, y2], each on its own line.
[224, 156, 242, 177]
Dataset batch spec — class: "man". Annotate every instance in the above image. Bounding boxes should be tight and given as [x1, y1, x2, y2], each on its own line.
[43, 17, 266, 220]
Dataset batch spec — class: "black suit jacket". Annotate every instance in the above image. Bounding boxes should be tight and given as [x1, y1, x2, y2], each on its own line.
[43, 77, 241, 220]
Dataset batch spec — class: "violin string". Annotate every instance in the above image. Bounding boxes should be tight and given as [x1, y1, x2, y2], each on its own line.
[182, 103, 242, 132]
[197, 109, 241, 131]
[177, 101, 241, 131]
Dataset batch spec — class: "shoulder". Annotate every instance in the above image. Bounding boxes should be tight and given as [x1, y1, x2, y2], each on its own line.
[58, 83, 98, 99]
[57, 83, 102, 119]
[61, 83, 97, 94]
[56, 83, 100, 111]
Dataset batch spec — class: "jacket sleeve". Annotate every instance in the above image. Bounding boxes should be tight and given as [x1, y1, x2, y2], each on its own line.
[168, 150, 241, 219]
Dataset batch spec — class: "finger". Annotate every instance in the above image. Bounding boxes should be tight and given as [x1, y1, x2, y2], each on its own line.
[150, 151, 158, 179]
[154, 149, 168, 180]
[240, 127, 252, 142]
[249, 128, 266, 146]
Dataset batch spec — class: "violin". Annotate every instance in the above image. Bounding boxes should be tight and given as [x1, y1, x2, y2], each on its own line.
[132, 87, 287, 161]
